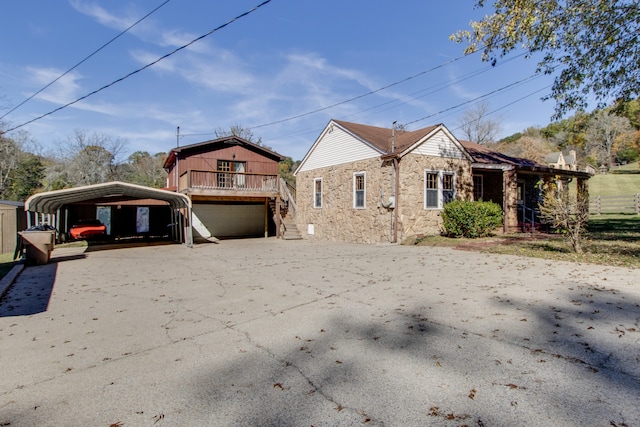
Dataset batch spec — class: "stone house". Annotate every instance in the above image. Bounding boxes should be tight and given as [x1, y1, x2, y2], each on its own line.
[294, 120, 473, 244]
[294, 120, 591, 243]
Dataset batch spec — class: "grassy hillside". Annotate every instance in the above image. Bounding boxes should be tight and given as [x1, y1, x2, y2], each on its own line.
[589, 164, 640, 197]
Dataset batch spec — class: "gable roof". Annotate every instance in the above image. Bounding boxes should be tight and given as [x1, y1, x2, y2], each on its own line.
[296, 119, 471, 174]
[163, 136, 284, 169]
[333, 120, 440, 154]
[545, 152, 563, 164]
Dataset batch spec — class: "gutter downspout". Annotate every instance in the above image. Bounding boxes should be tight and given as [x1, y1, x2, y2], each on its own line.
[391, 122, 396, 242]
[393, 156, 399, 243]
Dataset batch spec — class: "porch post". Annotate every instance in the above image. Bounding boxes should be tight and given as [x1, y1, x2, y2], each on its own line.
[502, 168, 517, 233]
[576, 177, 589, 220]
[275, 196, 281, 239]
[264, 199, 268, 238]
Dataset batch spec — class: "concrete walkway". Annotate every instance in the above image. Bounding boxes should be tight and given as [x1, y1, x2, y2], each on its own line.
[0, 239, 639, 426]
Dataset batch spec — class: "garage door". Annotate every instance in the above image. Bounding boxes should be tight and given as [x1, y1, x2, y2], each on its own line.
[193, 203, 265, 238]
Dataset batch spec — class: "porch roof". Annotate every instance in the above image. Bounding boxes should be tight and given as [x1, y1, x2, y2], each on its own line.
[460, 141, 591, 179]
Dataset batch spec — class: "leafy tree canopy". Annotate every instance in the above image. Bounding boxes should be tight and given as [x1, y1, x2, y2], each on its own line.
[452, 0, 640, 119]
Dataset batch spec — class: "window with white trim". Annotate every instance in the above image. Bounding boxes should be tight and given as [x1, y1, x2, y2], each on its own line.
[314, 178, 322, 208]
[424, 170, 456, 209]
[425, 172, 439, 208]
[353, 172, 366, 208]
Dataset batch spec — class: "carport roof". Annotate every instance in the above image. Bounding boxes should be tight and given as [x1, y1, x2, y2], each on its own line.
[25, 181, 191, 213]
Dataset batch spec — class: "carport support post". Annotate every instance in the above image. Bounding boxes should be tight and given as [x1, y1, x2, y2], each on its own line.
[187, 206, 193, 247]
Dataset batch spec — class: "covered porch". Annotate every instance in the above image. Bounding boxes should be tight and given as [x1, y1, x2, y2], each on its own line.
[461, 141, 591, 233]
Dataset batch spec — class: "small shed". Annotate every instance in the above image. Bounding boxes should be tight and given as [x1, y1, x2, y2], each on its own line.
[0, 200, 26, 255]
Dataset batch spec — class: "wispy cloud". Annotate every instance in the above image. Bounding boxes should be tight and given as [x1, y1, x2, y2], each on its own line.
[27, 67, 83, 104]
[69, 0, 135, 31]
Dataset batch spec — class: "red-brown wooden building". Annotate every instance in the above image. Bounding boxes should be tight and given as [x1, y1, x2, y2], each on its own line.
[163, 136, 291, 240]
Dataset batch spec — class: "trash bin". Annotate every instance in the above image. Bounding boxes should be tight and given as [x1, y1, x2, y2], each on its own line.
[19, 229, 56, 265]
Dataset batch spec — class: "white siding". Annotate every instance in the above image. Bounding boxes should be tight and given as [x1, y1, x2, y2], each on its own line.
[410, 129, 466, 159]
[297, 124, 381, 173]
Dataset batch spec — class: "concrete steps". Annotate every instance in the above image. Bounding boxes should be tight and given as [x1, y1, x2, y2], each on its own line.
[282, 216, 302, 240]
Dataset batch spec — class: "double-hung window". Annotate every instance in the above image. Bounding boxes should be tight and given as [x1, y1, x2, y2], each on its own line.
[425, 170, 456, 209]
[313, 178, 323, 208]
[353, 172, 366, 209]
[425, 172, 439, 208]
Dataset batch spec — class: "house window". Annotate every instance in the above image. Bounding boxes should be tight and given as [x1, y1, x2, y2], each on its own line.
[314, 178, 322, 208]
[425, 170, 456, 209]
[354, 172, 366, 208]
[473, 175, 483, 201]
[217, 160, 246, 188]
[425, 172, 439, 208]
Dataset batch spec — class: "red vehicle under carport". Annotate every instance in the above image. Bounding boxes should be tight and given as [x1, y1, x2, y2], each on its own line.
[69, 219, 107, 240]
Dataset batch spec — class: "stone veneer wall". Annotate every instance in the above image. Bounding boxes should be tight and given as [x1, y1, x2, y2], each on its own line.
[396, 153, 473, 241]
[296, 153, 473, 244]
[296, 157, 395, 244]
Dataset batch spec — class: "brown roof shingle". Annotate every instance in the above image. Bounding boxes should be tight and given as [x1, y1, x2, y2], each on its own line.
[334, 120, 439, 154]
[459, 140, 543, 168]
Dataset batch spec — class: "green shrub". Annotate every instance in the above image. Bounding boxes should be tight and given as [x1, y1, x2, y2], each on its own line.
[442, 200, 503, 238]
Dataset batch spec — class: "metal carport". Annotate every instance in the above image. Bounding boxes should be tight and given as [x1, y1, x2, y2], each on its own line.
[24, 181, 193, 246]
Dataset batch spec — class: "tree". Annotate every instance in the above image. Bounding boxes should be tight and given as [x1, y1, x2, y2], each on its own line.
[58, 130, 127, 186]
[0, 134, 19, 198]
[11, 153, 45, 200]
[458, 102, 502, 144]
[215, 124, 263, 145]
[279, 156, 300, 188]
[494, 135, 552, 163]
[586, 110, 633, 170]
[124, 151, 167, 188]
[452, 1, 640, 118]
[538, 177, 589, 254]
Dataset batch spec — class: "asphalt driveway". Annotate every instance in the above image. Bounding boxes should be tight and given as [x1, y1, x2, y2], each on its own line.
[1, 239, 639, 426]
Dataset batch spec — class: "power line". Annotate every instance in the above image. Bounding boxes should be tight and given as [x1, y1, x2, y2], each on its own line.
[343, 52, 529, 122]
[183, 55, 545, 145]
[0, 0, 172, 121]
[403, 73, 543, 127]
[4, 0, 273, 134]
[248, 52, 478, 131]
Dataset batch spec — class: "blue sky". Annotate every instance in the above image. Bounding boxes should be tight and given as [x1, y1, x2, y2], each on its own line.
[1, 0, 562, 161]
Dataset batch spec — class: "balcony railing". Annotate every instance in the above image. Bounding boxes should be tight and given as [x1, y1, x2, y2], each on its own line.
[179, 169, 279, 193]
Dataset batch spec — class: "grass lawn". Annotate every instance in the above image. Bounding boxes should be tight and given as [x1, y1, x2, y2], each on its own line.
[589, 174, 640, 196]
[412, 214, 640, 269]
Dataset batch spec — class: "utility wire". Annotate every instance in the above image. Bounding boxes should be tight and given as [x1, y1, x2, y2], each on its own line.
[4, 0, 272, 134]
[403, 73, 543, 127]
[260, 76, 549, 147]
[248, 52, 478, 131]
[181, 51, 488, 139]
[0, 0, 172, 121]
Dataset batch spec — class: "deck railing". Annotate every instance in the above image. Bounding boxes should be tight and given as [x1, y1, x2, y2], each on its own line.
[179, 169, 279, 192]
